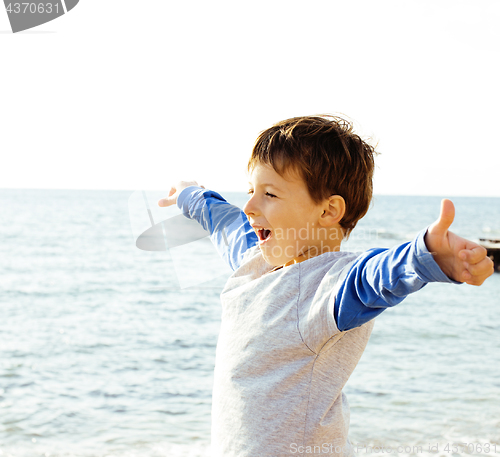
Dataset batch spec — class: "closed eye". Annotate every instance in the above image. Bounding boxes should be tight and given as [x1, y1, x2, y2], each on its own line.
[247, 190, 277, 198]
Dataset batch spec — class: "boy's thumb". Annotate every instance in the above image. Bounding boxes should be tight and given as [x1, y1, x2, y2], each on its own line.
[430, 199, 455, 236]
[158, 186, 178, 207]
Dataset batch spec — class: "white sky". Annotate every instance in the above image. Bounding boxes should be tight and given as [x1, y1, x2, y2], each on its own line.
[1, 0, 499, 196]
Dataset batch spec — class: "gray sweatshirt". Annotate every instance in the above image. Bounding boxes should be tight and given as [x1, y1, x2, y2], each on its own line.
[175, 187, 455, 456]
[212, 246, 373, 457]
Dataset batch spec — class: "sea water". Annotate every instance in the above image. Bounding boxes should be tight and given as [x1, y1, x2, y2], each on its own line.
[0, 189, 499, 457]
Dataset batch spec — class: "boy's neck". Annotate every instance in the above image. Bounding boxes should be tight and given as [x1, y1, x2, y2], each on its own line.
[284, 226, 344, 266]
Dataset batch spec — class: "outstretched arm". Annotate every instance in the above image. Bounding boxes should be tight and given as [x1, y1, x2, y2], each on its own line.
[424, 199, 494, 286]
[334, 199, 494, 331]
[158, 181, 258, 271]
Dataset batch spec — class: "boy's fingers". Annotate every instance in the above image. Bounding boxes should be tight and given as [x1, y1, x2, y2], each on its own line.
[158, 196, 174, 207]
[159, 186, 180, 207]
[464, 255, 494, 277]
[459, 245, 488, 264]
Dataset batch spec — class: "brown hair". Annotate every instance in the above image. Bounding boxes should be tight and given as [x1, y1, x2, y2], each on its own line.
[248, 115, 377, 237]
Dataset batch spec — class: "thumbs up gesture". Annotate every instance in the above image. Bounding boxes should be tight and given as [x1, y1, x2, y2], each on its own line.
[425, 199, 494, 285]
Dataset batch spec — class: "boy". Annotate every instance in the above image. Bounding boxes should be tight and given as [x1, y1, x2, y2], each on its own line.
[158, 116, 493, 456]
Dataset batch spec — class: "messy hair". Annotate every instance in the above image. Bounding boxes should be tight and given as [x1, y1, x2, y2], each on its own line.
[248, 115, 377, 237]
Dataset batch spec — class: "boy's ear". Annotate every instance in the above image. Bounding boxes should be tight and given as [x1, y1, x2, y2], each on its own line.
[318, 195, 345, 227]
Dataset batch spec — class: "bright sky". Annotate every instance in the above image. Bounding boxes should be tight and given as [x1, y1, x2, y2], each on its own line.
[1, 0, 499, 196]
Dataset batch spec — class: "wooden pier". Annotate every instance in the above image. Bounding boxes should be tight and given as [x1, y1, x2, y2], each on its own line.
[479, 237, 500, 272]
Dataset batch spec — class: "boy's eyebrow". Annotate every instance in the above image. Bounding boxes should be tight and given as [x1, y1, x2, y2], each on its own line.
[248, 182, 283, 191]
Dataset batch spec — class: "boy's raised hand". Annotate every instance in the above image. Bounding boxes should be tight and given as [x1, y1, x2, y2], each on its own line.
[158, 181, 204, 208]
[424, 199, 494, 285]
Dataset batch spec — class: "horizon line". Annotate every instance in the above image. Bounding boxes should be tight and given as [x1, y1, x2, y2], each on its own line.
[1, 186, 499, 199]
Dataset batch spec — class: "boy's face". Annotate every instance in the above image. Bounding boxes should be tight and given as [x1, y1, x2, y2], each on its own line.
[244, 163, 335, 267]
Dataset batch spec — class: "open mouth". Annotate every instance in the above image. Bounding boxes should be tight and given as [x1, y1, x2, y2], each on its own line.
[257, 229, 272, 242]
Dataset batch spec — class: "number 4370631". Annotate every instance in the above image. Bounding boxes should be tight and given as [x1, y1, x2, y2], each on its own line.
[5, 3, 60, 14]
[443, 443, 499, 454]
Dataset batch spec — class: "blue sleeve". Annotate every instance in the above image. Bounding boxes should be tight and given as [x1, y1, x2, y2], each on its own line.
[177, 186, 258, 271]
[335, 228, 462, 331]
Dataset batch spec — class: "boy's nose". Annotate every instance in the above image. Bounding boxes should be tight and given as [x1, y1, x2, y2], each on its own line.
[243, 196, 259, 217]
